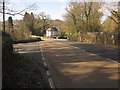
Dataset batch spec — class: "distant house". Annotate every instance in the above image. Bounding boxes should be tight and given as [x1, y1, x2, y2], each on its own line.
[46, 27, 59, 38]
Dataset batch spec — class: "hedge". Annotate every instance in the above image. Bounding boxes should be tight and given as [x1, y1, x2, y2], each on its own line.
[67, 32, 119, 45]
[2, 31, 14, 61]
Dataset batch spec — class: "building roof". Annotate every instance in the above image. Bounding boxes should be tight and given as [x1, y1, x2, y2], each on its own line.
[46, 27, 58, 32]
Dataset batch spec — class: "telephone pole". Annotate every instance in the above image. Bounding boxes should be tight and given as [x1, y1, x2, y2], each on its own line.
[118, 1, 120, 33]
[3, 0, 5, 31]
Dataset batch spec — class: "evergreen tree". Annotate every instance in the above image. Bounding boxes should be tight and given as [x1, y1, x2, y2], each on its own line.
[23, 12, 35, 35]
[7, 16, 14, 34]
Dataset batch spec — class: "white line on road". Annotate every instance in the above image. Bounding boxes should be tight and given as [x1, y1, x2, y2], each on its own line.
[40, 50, 43, 52]
[106, 58, 119, 63]
[14, 49, 18, 52]
[46, 70, 50, 76]
[27, 49, 31, 50]
[48, 78, 55, 89]
[43, 61, 47, 66]
[41, 54, 44, 57]
[40, 47, 55, 89]
[73, 46, 79, 49]
[42, 57, 45, 60]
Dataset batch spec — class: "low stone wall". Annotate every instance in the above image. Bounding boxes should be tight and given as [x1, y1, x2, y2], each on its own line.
[68, 32, 119, 45]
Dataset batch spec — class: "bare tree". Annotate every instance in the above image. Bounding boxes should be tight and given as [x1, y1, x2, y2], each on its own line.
[65, 1, 102, 33]
[0, 0, 36, 31]
[106, 2, 120, 32]
[38, 12, 51, 35]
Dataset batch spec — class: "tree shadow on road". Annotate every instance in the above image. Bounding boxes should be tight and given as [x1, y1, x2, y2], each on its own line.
[56, 60, 119, 88]
[14, 41, 119, 88]
[43, 46, 119, 88]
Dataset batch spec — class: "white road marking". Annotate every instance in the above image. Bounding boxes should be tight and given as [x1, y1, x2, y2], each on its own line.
[73, 47, 79, 49]
[18, 48, 24, 51]
[14, 49, 18, 52]
[42, 57, 45, 60]
[40, 48, 55, 89]
[19, 51, 40, 53]
[106, 58, 119, 63]
[43, 61, 47, 66]
[41, 52, 43, 56]
[55, 54, 59, 56]
[48, 78, 55, 89]
[46, 70, 50, 76]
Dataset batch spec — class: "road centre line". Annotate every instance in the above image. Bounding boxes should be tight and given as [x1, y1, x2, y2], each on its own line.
[39, 42, 118, 89]
[46, 70, 50, 76]
[73, 46, 79, 49]
[42, 57, 45, 60]
[41, 51, 56, 89]
[43, 61, 47, 67]
[39, 44, 56, 89]
[41, 53, 43, 56]
[40, 50, 42, 52]
[48, 78, 55, 89]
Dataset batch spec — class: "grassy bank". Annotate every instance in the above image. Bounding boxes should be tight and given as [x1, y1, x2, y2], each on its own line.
[3, 53, 50, 88]
[13, 37, 41, 44]
[2, 32, 50, 88]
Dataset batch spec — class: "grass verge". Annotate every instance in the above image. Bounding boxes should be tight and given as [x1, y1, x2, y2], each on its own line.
[13, 38, 41, 44]
[2, 53, 50, 88]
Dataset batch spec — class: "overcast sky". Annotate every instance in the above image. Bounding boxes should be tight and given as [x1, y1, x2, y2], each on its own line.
[0, 0, 119, 21]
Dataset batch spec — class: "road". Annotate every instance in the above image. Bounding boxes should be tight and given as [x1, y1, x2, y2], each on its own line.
[14, 38, 119, 88]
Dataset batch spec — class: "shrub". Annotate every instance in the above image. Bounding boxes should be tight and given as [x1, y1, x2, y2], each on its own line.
[2, 31, 13, 62]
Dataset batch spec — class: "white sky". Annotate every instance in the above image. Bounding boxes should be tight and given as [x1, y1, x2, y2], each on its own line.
[0, 0, 119, 21]
[0, 0, 70, 21]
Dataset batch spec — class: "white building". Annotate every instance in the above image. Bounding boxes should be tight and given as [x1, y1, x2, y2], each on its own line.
[46, 27, 59, 38]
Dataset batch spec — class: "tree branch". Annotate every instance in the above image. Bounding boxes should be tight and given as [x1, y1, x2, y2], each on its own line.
[0, 3, 36, 16]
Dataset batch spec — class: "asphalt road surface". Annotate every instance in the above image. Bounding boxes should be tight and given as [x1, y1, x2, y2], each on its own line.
[14, 38, 119, 88]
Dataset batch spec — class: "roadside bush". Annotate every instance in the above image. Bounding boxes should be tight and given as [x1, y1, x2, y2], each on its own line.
[68, 32, 118, 45]
[67, 33, 78, 41]
[2, 31, 13, 62]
